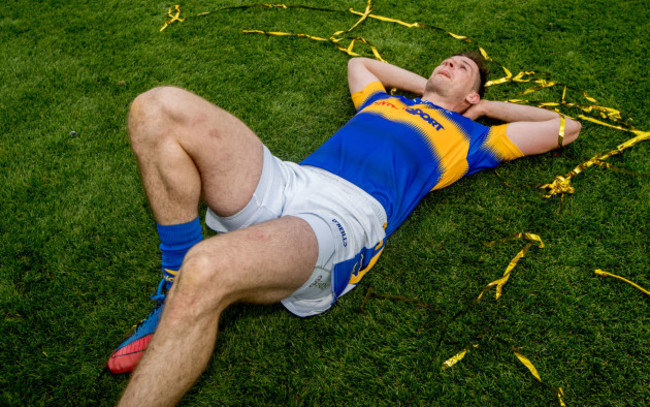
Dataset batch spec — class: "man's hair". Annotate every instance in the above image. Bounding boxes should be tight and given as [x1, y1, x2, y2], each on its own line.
[453, 51, 488, 98]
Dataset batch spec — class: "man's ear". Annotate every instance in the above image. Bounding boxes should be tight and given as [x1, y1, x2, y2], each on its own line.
[465, 91, 480, 105]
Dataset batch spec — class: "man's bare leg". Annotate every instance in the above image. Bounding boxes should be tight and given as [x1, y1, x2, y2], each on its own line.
[128, 86, 264, 224]
[119, 87, 318, 405]
[118, 217, 318, 406]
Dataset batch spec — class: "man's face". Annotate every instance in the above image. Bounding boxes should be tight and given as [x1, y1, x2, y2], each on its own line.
[426, 55, 480, 101]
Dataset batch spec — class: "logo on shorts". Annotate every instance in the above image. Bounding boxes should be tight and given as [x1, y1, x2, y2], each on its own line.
[331, 218, 348, 247]
[309, 275, 328, 290]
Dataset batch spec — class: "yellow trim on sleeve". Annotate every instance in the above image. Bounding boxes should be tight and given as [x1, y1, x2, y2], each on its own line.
[351, 81, 386, 110]
[487, 124, 524, 161]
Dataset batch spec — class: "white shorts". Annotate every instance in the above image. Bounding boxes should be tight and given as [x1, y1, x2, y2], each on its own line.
[205, 146, 387, 317]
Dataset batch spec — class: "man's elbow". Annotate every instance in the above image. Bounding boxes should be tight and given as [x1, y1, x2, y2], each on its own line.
[347, 57, 366, 78]
[348, 57, 368, 70]
[565, 118, 582, 146]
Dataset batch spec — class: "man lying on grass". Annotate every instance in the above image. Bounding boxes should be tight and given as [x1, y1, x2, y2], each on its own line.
[107, 51, 581, 406]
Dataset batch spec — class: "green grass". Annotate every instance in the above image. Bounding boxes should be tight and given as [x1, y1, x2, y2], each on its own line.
[1, 0, 648, 405]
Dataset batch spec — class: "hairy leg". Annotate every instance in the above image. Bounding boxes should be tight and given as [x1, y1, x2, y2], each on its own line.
[118, 216, 319, 407]
[119, 87, 316, 405]
[128, 86, 264, 224]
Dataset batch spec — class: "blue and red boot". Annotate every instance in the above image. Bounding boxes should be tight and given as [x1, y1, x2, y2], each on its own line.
[106, 279, 166, 374]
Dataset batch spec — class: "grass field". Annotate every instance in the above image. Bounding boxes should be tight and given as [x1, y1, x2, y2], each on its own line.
[1, 0, 648, 405]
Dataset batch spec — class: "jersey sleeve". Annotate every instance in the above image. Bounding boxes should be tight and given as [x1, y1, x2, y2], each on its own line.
[466, 123, 524, 175]
[351, 81, 387, 111]
[484, 124, 524, 162]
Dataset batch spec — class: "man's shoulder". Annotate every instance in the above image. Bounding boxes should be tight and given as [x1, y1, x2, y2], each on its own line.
[352, 81, 390, 111]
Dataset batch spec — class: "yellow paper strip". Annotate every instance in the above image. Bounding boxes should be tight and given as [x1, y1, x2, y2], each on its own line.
[558, 115, 566, 148]
[160, 4, 185, 32]
[583, 92, 598, 103]
[512, 70, 537, 82]
[478, 233, 544, 301]
[442, 344, 479, 370]
[333, 0, 372, 36]
[514, 350, 567, 406]
[522, 80, 557, 95]
[513, 350, 542, 381]
[243, 29, 328, 42]
[485, 66, 513, 87]
[541, 127, 650, 197]
[349, 9, 421, 28]
[595, 269, 650, 295]
[558, 387, 567, 407]
[478, 46, 492, 61]
[447, 31, 469, 41]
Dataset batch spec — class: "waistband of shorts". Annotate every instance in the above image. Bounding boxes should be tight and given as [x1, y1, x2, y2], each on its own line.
[300, 165, 388, 228]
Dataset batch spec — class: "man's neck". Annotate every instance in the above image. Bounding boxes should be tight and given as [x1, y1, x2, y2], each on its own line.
[421, 92, 469, 114]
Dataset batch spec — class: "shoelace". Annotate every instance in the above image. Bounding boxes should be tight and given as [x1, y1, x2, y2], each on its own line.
[149, 278, 166, 303]
[129, 279, 166, 331]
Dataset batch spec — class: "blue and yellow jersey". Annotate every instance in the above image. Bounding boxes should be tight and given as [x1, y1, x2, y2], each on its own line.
[301, 81, 523, 237]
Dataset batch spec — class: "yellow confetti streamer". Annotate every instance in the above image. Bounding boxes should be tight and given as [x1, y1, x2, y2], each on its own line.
[242, 29, 329, 42]
[513, 70, 536, 83]
[589, 159, 650, 177]
[349, 37, 387, 62]
[442, 344, 478, 370]
[485, 66, 513, 87]
[580, 105, 622, 121]
[541, 129, 650, 198]
[349, 8, 420, 28]
[160, 4, 185, 32]
[583, 92, 598, 103]
[557, 387, 567, 407]
[333, 0, 372, 36]
[486, 69, 540, 87]
[558, 115, 566, 149]
[513, 350, 542, 381]
[477, 233, 544, 301]
[513, 350, 567, 406]
[240, 1, 389, 61]
[595, 269, 650, 295]
[540, 175, 574, 197]
[478, 46, 492, 61]
[522, 79, 558, 95]
[243, 29, 388, 60]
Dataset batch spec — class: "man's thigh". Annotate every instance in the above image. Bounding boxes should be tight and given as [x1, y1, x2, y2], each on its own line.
[137, 86, 265, 218]
[176, 216, 319, 306]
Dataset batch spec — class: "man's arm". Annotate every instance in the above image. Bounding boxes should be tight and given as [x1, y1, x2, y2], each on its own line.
[348, 57, 427, 96]
[464, 100, 582, 156]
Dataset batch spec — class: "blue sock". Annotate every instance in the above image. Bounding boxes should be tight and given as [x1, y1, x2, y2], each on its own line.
[156, 217, 203, 290]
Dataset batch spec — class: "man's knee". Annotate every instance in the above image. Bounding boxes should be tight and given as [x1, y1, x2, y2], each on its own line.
[127, 87, 191, 147]
[170, 243, 236, 313]
[130, 86, 177, 120]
